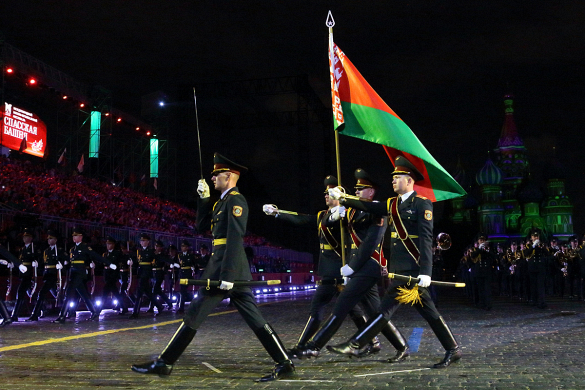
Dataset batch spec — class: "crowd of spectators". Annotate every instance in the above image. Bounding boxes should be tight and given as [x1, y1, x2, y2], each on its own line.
[0, 155, 197, 235]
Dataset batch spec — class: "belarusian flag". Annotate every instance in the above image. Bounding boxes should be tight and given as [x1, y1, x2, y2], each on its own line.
[329, 43, 466, 202]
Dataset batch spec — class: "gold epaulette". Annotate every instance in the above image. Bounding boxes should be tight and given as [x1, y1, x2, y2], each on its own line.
[415, 195, 428, 200]
[230, 191, 240, 195]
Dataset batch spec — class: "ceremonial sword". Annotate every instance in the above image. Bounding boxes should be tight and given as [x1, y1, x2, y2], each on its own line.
[180, 279, 281, 288]
[388, 273, 465, 287]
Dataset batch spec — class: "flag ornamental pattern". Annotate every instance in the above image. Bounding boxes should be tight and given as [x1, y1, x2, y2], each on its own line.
[328, 43, 466, 202]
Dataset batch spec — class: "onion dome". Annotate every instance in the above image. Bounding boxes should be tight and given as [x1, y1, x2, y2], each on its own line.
[517, 180, 544, 204]
[476, 158, 503, 186]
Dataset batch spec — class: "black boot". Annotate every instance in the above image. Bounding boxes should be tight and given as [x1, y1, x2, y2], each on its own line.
[350, 315, 382, 358]
[253, 323, 296, 382]
[288, 316, 320, 358]
[298, 315, 344, 358]
[132, 322, 197, 375]
[27, 296, 44, 321]
[327, 313, 388, 357]
[380, 320, 410, 363]
[428, 316, 461, 368]
[130, 296, 142, 318]
[10, 298, 24, 321]
[0, 302, 12, 327]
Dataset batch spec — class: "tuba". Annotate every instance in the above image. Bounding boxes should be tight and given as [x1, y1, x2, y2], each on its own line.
[436, 233, 452, 251]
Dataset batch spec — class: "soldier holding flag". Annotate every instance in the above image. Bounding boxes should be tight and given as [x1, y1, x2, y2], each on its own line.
[327, 156, 462, 368]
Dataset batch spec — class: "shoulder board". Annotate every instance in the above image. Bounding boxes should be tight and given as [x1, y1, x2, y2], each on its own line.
[415, 195, 428, 200]
[230, 191, 240, 195]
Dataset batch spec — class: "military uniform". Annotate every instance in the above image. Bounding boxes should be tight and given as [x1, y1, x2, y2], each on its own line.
[328, 156, 461, 368]
[132, 153, 294, 381]
[0, 244, 20, 326]
[273, 175, 372, 357]
[176, 242, 196, 313]
[129, 234, 164, 318]
[11, 229, 41, 321]
[523, 230, 548, 309]
[100, 238, 128, 313]
[54, 228, 109, 323]
[27, 231, 67, 321]
[470, 239, 494, 310]
[148, 241, 174, 312]
[292, 170, 407, 360]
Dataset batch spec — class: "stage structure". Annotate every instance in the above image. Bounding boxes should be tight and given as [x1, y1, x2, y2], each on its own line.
[0, 39, 177, 200]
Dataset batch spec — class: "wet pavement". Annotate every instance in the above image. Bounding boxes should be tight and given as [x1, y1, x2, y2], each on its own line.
[1, 290, 584, 389]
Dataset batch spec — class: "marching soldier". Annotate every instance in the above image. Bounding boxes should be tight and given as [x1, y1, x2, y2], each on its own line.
[118, 242, 134, 314]
[327, 156, 461, 368]
[567, 236, 581, 299]
[166, 244, 179, 305]
[129, 233, 165, 318]
[175, 240, 196, 314]
[283, 169, 408, 361]
[26, 230, 67, 321]
[195, 244, 210, 278]
[579, 234, 585, 301]
[100, 236, 128, 314]
[132, 153, 295, 381]
[53, 227, 117, 323]
[11, 228, 41, 321]
[147, 240, 175, 313]
[523, 229, 548, 309]
[263, 175, 377, 359]
[0, 243, 24, 327]
[470, 234, 494, 310]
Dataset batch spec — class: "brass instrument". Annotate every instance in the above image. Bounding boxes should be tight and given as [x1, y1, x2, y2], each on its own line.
[436, 233, 451, 251]
[506, 249, 517, 275]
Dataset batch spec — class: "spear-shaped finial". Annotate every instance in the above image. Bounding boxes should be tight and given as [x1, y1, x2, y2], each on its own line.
[326, 10, 335, 28]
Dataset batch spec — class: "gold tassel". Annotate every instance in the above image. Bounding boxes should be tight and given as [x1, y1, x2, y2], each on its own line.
[395, 284, 423, 306]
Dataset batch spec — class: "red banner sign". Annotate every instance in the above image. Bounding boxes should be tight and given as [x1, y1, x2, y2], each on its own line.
[1, 102, 47, 158]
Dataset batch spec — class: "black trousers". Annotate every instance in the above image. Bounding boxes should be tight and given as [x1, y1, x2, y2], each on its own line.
[31, 274, 58, 316]
[60, 270, 96, 315]
[331, 276, 382, 320]
[310, 282, 365, 321]
[151, 273, 173, 306]
[133, 276, 159, 312]
[183, 286, 266, 330]
[474, 276, 492, 309]
[379, 279, 441, 321]
[102, 277, 126, 309]
[529, 272, 546, 307]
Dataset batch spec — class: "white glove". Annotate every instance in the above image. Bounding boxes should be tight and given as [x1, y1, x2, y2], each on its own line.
[32, 260, 39, 268]
[328, 186, 344, 200]
[219, 280, 234, 290]
[532, 239, 540, 248]
[0, 259, 7, 266]
[478, 243, 485, 250]
[197, 179, 210, 199]
[329, 205, 346, 222]
[64, 261, 68, 265]
[19, 264, 27, 273]
[127, 259, 133, 266]
[340, 264, 354, 277]
[90, 262, 95, 269]
[263, 204, 278, 216]
[109, 263, 117, 270]
[343, 276, 349, 285]
[56, 262, 63, 270]
[174, 263, 180, 268]
[417, 275, 431, 288]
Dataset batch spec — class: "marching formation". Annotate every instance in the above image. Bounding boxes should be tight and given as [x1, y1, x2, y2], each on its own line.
[0, 230, 209, 326]
[459, 231, 585, 310]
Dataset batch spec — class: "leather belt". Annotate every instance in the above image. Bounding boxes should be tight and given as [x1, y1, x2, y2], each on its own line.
[213, 238, 227, 246]
[45, 265, 57, 269]
[139, 262, 151, 266]
[320, 243, 333, 250]
[391, 232, 418, 239]
[72, 261, 85, 264]
[22, 262, 32, 265]
[181, 266, 192, 270]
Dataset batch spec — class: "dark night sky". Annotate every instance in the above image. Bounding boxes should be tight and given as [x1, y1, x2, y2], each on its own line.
[2, 1, 585, 235]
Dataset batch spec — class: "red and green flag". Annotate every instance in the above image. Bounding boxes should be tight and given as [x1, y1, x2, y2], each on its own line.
[329, 43, 466, 202]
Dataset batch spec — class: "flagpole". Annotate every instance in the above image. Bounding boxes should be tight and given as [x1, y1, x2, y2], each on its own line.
[327, 11, 346, 267]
